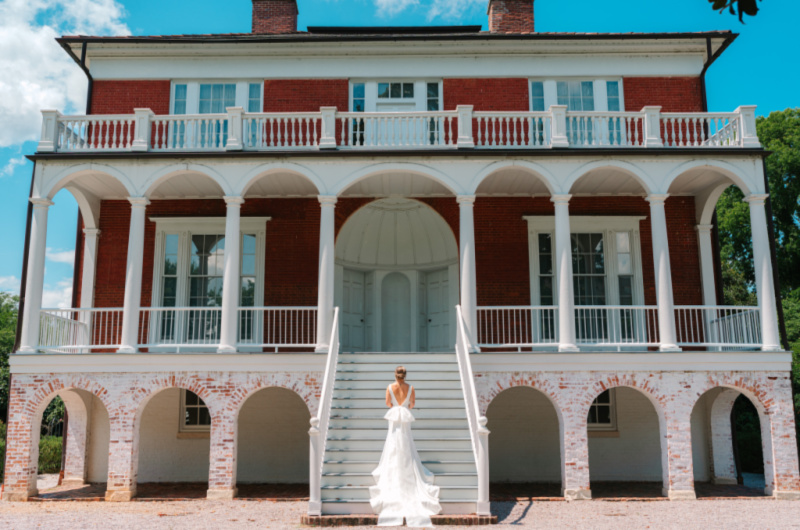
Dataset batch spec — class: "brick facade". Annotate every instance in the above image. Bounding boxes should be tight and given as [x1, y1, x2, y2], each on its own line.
[263, 80, 350, 113]
[252, 0, 298, 34]
[90, 80, 172, 115]
[488, 0, 535, 33]
[622, 77, 704, 112]
[443, 79, 530, 112]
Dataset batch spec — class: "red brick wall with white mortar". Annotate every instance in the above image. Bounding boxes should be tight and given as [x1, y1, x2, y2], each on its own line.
[252, 0, 298, 34]
[488, 0, 535, 33]
[3, 369, 798, 500]
[90, 81, 172, 115]
[80, 196, 701, 317]
[622, 77, 704, 112]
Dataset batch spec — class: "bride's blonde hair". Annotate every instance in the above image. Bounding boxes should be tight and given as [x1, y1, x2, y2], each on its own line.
[395, 366, 407, 381]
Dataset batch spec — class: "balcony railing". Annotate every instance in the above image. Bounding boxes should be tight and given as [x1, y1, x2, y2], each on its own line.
[38, 306, 317, 353]
[37, 105, 761, 154]
[476, 305, 762, 352]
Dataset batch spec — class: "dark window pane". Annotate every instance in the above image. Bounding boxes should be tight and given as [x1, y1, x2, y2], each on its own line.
[353, 100, 365, 112]
[427, 100, 439, 111]
[596, 390, 610, 404]
[538, 233, 551, 254]
[587, 407, 597, 424]
[539, 255, 552, 275]
[390, 83, 401, 98]
[186, 407, 198, 426]
[403, 83, 414, 98]
[427, 83, 438, 98]
[353, 83, 365, 99]
[186, 391, 198, 405]
[596, 406, 611, 424]
[378, 83, 389, 98]
[199, 407, 211, 425]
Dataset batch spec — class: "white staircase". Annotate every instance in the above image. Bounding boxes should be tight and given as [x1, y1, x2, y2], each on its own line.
[320, 352, 480, 515]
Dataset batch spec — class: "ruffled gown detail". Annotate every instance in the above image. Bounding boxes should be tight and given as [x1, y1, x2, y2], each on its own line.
[369, 386, 442, 528]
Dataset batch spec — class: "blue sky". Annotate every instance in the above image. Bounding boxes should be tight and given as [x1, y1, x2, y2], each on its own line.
[0, 0, 797, 306]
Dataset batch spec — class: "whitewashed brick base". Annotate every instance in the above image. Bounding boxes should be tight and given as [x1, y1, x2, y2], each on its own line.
[3, 368, 799, 503]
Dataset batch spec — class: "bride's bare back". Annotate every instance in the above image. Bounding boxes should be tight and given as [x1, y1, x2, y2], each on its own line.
[386, 365, 415, 409]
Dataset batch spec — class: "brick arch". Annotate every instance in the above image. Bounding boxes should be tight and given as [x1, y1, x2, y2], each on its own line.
[579, 375, 668, 419]
[24, 376, 114, 422]
[130, 374, 223, 420]
[477, 372, 565, 417]
[228, 373, 321, 418]
[687, 374, 775, 416]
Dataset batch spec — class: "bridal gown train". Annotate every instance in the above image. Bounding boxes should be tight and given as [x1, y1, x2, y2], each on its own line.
[369, 386, 442, 528]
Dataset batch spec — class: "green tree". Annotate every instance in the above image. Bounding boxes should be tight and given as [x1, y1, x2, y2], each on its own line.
[0, 292, 18, 420]
[709, 0, 761, 22]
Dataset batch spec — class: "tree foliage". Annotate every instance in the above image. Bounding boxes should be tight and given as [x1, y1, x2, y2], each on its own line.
[0, 292, 18, 420]
[709, 0, 761, 22]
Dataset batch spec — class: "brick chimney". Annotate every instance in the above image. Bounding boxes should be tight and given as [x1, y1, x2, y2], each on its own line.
[252, 0, 298, 34]
[488, 0, 535, 33]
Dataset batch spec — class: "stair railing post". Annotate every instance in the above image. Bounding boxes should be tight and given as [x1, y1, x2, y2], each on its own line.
[477, 416, 491, 516]
[319, 107, 338, 149]
[308, 417, 322, 516]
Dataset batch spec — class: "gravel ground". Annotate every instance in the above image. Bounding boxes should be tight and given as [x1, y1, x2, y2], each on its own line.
[2, 499, 800, 529]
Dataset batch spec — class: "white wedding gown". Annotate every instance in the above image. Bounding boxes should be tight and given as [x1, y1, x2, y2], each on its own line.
[369, 386, 442, 527]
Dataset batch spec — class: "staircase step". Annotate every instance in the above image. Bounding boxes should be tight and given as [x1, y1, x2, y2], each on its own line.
[325, 438, 472, 451]
[332, 380, 463, 390]
[337, 363, 458, 372]
[331, 398, 466, 409]
[323, 461, 477, 474]
[333, 388, 465, 399]
[327, 428, 470, 438]
[328, 417, 468, 429]
[338, 353, 456, 363]
[321, 485, 478, 502]
[336, 372, 460, 381]
[322, 472, 477, 487]
[324, 449, 474, 461]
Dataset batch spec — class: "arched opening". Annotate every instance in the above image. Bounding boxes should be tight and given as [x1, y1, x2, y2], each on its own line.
[136, 387, 211, 499]
[335, 197, 459, 352]
[486, 387, 562, 498]
[587, 387, 664, 499]
[236, 387, 311, 499]
[241, 168, 321, 198]
[690, 387, 767, 498]
[146, 170, 227, 200]
[27, 389, 110, 500]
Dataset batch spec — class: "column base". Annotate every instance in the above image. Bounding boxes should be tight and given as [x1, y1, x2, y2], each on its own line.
[16, 347, 37, 355]
[207, 488, 238, 501]
[563, 488, 592, 501]
[116, 346, 138, 354]
[659, 344, 682, 352]
[476, 501, 491, 515]
[1, 489, 35, 502]
[558, 344, 580, 353]
[308, 500, 322, 516]
[664, 488, 696, 500]
[762, 345, 784, 352]
[217, 345, 237, 354]
[773, 491, 800, 500]
[712, 477, 738, 486]
[105, 488, 136, 502]
[315, 344, 330, 353]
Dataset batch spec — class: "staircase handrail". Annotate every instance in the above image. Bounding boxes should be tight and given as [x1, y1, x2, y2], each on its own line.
[455, 305, 491, 515]
[308, 306, 340, 516]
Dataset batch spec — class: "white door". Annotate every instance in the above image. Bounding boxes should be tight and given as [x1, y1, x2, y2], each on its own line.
[381, 272, 411, 352]
[425, 268, 450, 352]
[341, 269, 366, 352]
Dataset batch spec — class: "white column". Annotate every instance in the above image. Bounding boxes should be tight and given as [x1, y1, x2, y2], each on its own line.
[219, 196, 244, 353]
[118, 197, 150, 353]
[79, 229, 101, 310]
[745, 194, 782, 351]
[695, 225, 717, 307]
[458, 195, 478, 348]
[552, 195, 578, 352]
[18, 198, 54, 353]
[315, 196, 337, 352]
[646, 194, 680, 351]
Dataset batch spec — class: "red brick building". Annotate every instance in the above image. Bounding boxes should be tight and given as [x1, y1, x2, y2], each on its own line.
[4, 0, 798, 517]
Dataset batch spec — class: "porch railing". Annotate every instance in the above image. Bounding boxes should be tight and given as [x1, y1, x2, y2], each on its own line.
[38, 306, 316, 353]
[575, 306, 661, 348]
[674, 306, 761, 349]
[476, 306, 558, 350]
[38, 105, 761, 154]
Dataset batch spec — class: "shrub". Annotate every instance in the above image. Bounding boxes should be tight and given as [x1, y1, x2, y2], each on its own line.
[0, 421, 6, 482]
[38, 436, 62, 474]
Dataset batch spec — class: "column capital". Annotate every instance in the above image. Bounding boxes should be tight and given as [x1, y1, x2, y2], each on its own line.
[550, 194, 572, 205]
[223, 196, 245, 207]
[695, 224, 714, 234]
[29, 198, 54, 208]
[456, 195, 476, 205]
[743, 193, 769, 205]
[83, 228, 101, 237]
[127, 197, 150, 208]
[645, 194, 670, 205]
[318, 195, 338, 207]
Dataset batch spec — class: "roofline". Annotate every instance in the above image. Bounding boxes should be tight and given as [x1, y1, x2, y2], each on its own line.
[306, 25, 483, 34]
[57, 30, 737, 46]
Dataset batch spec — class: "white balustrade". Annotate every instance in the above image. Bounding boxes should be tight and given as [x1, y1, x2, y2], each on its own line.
[309, 307, 340, 516]
[661, 113, 742, 147]
[151, 115, 229, 151]
[574, 306, 660, 348]
[675, 306, 761, 349]
[137, 307, 222, 349]
[476, 306, 558, 350]
[43, 107, 757, 153]
[339, 111, 457, 148]
[237, 307, 317, 348]
[55, 116, 136, 152]
[473, 112, 551, 148]
[39, 308, 123, 353]
[243, 113, 322, 149]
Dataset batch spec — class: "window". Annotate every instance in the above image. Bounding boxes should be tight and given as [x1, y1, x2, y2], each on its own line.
[572, 233, 606, 306]
[426, 83, 440, 111]
[351, 83, 366, 145]
[587, 389, 617, 431]
[171, 81, 263, 115]
[350, 80, 442, 112]
[557, 81, 595, 111]
[150, 218, 269, 349]
[378, 82, 415, 99]
[180, 390, 211, 432]
[531, 81, 545, 112]
[529, 79, 624, 112]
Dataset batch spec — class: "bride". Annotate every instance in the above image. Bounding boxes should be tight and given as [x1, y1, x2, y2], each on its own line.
[369, 366, 442, 527]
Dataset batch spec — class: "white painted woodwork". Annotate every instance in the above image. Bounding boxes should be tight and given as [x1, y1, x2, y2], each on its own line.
[426, 268, 451, 352]
[79, 228, 101, 311]
[458, 196, 478, 347]
[381, 272, 412, 352]
[745, 194, 782, 351]
[696, 224, 717, 307]
[218, 196, 244, 353]
[551, 195, 578, 352]
[18, 198, 53, 353]
[340, 269, 366, 353]
[646, 194, 680, 352]
[316, 196, 337, 352]
[118, 198, 149, 353]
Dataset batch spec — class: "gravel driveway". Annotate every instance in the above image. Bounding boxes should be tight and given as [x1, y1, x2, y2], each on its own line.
[2, 499, 800, 529]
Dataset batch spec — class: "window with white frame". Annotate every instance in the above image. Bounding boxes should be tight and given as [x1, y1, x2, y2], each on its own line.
[171, 82, 263, 115]
[350, 80, 442, 113]
[525, 216, 645, 343]
[149, 217, 269, 348]
[180, 389, 211, 432]
[530, 79, 623, 112]
[587, 389, 617, 431]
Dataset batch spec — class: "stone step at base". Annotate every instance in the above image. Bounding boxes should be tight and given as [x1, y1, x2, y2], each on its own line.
[302, 513, 497, 526]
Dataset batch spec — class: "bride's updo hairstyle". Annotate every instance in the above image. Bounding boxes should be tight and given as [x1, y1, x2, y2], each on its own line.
[395, 366, 407, 381]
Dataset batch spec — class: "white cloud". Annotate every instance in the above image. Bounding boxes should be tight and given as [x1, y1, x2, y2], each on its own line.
[0, 275, 21, 292]
[46, 247, 76, 264]
[0, 0, 130, 147]
[374, 0, 420, 17]
[426, 0, 484, 21]
[42, 280, 73, 309]
[1, 156, 26, 177]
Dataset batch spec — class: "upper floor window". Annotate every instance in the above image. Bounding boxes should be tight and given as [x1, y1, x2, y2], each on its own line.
[350, 80, 442, 112]
[171, 82, 263, 114]
[530, 79, 623, 112]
